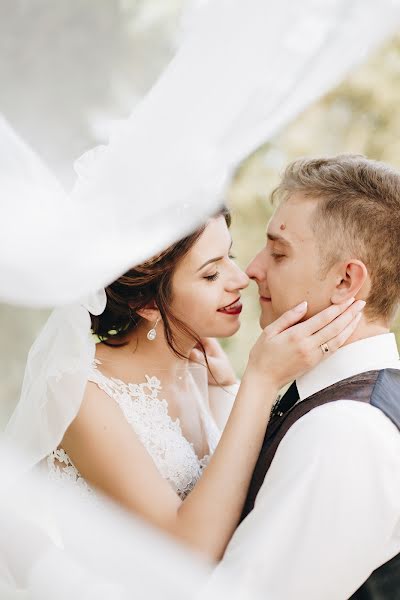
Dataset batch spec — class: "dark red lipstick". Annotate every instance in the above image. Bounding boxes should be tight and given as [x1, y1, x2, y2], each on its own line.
[218, 297, 242, 315]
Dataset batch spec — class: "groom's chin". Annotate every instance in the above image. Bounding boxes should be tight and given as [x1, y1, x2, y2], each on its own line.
[259, 303, 278, 329]
[259, 313, 272, 329]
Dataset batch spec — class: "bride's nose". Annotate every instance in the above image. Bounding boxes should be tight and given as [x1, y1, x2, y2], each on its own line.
[227, 263, 250, 291]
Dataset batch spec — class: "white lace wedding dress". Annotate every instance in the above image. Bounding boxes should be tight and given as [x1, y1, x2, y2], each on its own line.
[46, 359, 224, 500]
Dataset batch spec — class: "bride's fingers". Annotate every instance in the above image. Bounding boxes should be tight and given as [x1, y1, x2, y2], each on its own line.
[200, 337, 218, 352]
[296, 297, 356, 337]
[199, 337, 226, 358]
[263, 301, 308, 338]
[319, 312, 362, 354]
[311, 300, 365, 347]
[189, 348, 206, 364]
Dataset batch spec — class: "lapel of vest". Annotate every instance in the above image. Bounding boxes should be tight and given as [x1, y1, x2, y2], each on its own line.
[240, 370, 382, 524]
[239, 382, 299, 522]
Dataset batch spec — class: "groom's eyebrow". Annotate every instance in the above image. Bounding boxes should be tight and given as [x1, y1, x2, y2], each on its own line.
[267, 232, 292, 248]
[196, 239, 233, 271]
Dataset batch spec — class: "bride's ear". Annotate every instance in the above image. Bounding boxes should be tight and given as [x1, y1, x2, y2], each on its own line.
[135, 306, 160, 323]
[330, 259, 369, 305]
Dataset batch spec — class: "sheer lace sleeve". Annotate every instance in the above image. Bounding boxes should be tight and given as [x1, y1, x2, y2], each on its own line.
[208, 383, 239, 430]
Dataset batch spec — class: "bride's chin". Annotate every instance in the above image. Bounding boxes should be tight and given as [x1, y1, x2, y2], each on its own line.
[217, 320, 241, 338]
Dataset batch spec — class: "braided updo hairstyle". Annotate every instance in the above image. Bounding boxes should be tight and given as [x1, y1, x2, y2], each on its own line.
[90, 206, 231, 362]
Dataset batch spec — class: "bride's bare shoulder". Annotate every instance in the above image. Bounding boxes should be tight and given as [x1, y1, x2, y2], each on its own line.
[94, 340, 124, 367]
[93, 341, 146, 383]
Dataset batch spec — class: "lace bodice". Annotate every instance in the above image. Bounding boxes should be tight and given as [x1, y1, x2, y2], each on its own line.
[47, 360, 221, 500]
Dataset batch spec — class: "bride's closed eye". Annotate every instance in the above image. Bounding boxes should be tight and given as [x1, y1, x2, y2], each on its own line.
[204, 255, 237, 281]
[204, 272, 220, 282]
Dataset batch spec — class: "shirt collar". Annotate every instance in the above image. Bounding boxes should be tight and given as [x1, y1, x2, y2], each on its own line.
[296, 332, 400, 401]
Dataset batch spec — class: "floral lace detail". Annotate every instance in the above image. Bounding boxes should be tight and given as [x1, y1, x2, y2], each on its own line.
[46, 360, 221, 500]
[47, 448, 95, 500]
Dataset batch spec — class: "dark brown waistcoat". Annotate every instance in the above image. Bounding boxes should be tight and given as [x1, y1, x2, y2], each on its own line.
[240, 369, 400, 600]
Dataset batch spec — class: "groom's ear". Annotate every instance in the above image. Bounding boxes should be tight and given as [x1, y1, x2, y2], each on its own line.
[330, 259, 369, 305]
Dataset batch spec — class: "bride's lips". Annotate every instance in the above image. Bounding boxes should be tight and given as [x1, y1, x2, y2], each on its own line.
[260, 295, 271, 303]
[217, 296, 242, 315]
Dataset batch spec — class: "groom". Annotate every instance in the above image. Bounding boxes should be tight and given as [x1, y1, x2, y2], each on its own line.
[217, 155, 400, 599]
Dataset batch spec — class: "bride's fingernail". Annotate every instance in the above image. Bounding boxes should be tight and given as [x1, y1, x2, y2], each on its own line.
[344, 297, 355, 306]
[355, 300, 366, 311]
[294, 301, 308, 313]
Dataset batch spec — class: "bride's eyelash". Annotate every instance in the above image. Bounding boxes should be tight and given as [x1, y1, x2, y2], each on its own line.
[204, 272, 220, 281]
[204, 254, 235, 281]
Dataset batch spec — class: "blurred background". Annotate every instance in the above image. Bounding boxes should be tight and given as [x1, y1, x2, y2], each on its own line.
[1, 0, 399, 425]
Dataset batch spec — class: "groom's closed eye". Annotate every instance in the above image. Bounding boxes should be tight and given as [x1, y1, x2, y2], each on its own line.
[270, 252, 286, 261]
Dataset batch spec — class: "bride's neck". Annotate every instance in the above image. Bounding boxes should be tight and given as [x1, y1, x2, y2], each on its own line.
[121, 322, 194, 375]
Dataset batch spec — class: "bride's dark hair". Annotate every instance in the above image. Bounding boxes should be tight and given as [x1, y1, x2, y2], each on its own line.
[90, 206, 231, 363]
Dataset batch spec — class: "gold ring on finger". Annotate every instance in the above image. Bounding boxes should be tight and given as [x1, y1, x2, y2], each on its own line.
[320, 342, 330, 355]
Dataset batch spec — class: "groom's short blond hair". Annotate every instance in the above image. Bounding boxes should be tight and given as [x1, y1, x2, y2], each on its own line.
[272, 154, 400, 323]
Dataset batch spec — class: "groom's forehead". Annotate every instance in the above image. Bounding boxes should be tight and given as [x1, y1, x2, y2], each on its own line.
[265, 227, 292, 248]
[267, 200, 316, 247]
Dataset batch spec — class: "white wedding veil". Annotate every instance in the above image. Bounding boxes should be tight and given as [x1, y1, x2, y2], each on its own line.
[0, 443, 235, 600]
[2, 0, 400, 306]
[2, 0, 400, 596]
[5, 0, 400, 473]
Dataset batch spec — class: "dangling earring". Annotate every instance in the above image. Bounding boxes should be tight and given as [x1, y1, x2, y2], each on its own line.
[147, 317, 160, 341]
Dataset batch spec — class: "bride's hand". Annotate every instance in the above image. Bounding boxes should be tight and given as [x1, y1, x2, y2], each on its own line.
[247, 298, 365, 390]
[189, 337, 237, 386]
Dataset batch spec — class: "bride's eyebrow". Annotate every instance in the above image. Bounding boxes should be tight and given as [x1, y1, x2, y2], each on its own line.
[196, 239, 233, 272]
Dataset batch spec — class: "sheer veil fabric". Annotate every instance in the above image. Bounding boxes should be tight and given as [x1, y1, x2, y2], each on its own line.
[2, 0, 400, 597]
[0, 445, 234, 600]
[5, 0, 400, 485]
[1, 0, 400, 306]
[5, 291, 106, 472]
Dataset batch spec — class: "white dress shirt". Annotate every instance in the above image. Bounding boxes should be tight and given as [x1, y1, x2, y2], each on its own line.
[214, 333, 400, 600]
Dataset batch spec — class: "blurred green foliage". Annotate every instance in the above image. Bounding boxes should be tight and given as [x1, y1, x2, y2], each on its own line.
[224, 34, 400, 376]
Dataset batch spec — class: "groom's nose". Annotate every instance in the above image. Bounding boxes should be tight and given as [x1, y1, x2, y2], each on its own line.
[246, 250, 267, 283]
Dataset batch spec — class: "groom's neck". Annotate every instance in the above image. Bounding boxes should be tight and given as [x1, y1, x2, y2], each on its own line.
[342, 316, 390, 348]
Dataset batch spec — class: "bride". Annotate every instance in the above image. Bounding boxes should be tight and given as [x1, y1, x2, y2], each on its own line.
[38, 205, 361, 562]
